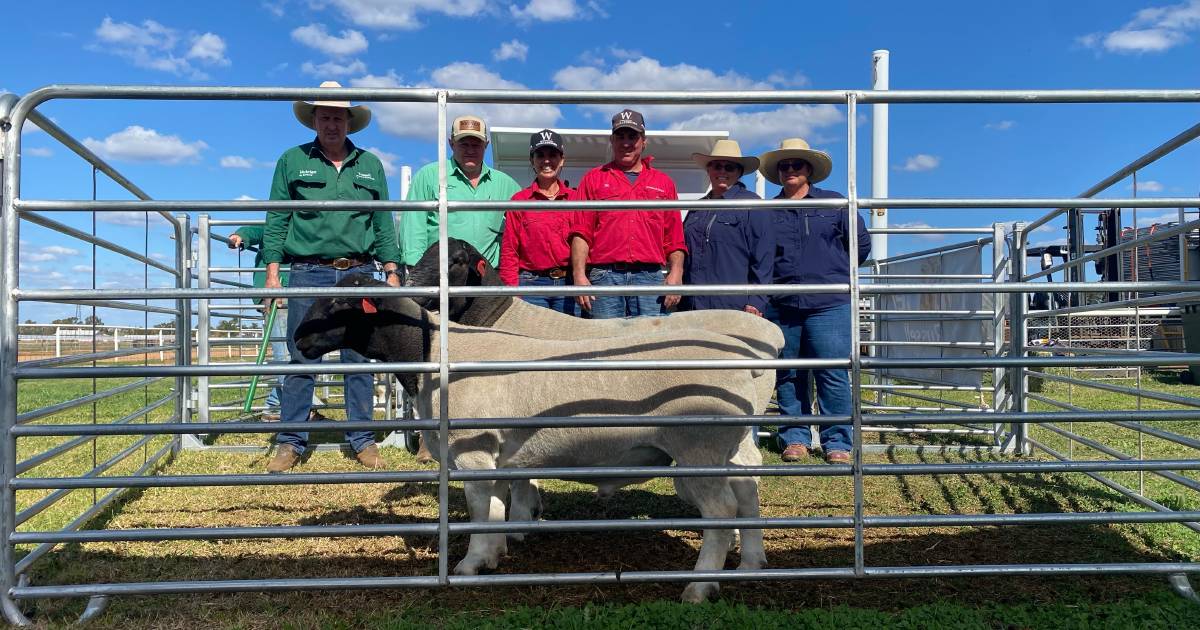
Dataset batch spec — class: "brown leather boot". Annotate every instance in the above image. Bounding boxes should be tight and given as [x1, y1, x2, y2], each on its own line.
[266, 444, 301, 473]
[414, 435, 435, 465]
[355, 444, 385, 469]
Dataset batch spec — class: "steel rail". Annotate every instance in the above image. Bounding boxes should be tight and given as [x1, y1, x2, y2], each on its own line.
[13, 441, 173, 576]
[15, 377, 165, 425]
[15, 458, 1200, 491]
[19, 211, 179, 276]
[16, 397, 174, 475]
[9, 562, 1200, 600]
[16, 196, 1200, 213]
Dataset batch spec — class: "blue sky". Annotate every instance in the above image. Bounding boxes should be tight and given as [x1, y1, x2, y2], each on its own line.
[4, 0, 1199, 325]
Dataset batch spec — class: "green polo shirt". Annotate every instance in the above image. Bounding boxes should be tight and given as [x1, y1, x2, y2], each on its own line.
[262, 139, 401, 265]
[231, 225, 288, 296]
[401, 159, 520, 266]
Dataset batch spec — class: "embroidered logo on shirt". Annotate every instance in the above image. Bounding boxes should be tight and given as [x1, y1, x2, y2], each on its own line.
[298, 169, 317, 177]
[355, 172, 375, 181]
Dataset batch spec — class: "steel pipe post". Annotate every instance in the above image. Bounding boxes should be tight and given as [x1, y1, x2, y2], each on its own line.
[1009, 224, 1030, 455]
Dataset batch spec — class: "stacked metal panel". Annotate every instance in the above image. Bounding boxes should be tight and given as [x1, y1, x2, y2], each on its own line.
[1118, 221, 1200, 295]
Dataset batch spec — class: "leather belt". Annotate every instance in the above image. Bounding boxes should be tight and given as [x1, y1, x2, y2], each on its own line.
[290, 255, 373, 270]
[530, 267, 568, 279]
[598, 262, 661, 272]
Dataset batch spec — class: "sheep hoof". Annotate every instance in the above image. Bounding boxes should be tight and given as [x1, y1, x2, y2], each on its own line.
[681, 582, 718, 604]
[737, 555, 766, 571]
[454, 555, 497, 576]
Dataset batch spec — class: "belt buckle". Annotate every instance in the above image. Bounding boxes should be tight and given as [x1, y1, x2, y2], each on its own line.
[330, 257, 353, 270]
[548, 268, 567, 279]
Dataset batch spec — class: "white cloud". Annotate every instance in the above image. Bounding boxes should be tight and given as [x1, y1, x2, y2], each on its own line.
[1078, 0, 1200, 54]
[554, 56, 775, 122]
[1134, 180, 1165, 192]
[985, 120, 1015, 131]
[365, 146, 400, 176]
[92, 17, 230, 79]
[327, 0, 489, 30]
[291, 23, 369, 57]
[26, 245, 80, 262]
[669, 104, 845, 148]
[510, 0, 581, 21]
[25, 147, 53, 158]
[895, 154, 940, 172]
[492, 39, 529, 62]
[1134, 210, 1185, 226]
[83, 125, 207, 164]
[351, 64, 561, 140]
[98, 211, 156, 227]
[301, 58, 368, 77]
[234, 194, 258, 201]
[765, 71, 810, 88]
[150, 253, 169, 261]
[893, 221, 945, 242]
[263, 2, 286, 18]
[71, 265, 93, 273]
[220, 155, 270, 169]
[186, 33, 230, 66]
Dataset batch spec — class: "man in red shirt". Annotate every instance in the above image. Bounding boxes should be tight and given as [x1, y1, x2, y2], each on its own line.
[569, 109, 686, 318]
[499, 129, 577, 315]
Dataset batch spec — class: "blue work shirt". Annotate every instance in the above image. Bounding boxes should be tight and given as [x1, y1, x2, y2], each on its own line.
[682, 182, 775, 313]
[771, 186, 871, 311]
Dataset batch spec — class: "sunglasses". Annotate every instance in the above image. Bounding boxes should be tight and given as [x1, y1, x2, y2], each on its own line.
[707, 161, 741, 173]
[777, 160, 811, 173]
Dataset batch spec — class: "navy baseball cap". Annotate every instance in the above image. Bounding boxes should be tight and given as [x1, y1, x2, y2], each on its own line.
[529, 129, 565, 154]
[611, 109, 646, 134]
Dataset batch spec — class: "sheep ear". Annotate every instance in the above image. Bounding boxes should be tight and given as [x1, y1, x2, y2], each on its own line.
[475, 259, 487, 277]
[361, 298, 378, 314]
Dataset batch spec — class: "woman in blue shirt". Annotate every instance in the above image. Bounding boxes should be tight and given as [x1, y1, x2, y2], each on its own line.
[682, 139, 775, 315]
[759, 138, 871, 464]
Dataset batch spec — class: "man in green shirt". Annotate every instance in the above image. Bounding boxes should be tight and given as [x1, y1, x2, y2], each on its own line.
[400, 114, 519, 464]
[401, 114, 521, 267]
[261, 80, 403, 473]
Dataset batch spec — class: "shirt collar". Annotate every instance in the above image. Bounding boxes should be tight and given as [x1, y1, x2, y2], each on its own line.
[600, 154, 656, 173]
[523, 178, 570, 200]
[451, 159, 492, 182]
[305, 138, 360, 164]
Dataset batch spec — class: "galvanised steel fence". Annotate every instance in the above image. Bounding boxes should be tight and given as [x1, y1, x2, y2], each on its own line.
[2, 85, 1200, 625]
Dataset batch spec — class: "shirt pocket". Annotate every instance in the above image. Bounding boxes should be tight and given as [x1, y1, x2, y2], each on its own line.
[352, 179, 383, 201]
[291, 176, 327, 201]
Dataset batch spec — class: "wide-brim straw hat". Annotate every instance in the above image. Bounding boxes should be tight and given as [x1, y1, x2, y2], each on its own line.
[292, 80, 372, 134]
[758, 137, 833, 185]
[691, 139, 760, 173]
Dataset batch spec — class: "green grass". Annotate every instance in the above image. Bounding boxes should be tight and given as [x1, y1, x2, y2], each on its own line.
[8, 367, 1200, 628]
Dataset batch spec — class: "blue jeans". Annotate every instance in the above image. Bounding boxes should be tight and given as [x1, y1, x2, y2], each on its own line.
[264, 308, 288, 411]
[278, 262, 378, 455]
[773, 303, 854, 452]
[587, 267, 666, 319]
[518, 271, 577, 316]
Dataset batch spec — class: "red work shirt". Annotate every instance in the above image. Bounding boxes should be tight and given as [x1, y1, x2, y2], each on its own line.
[499, 180, 576, 286]
[569, 157, 687, 265]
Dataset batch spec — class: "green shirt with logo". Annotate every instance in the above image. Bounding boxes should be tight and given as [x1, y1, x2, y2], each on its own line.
[400, 159, 520, 266]
[262, 140, 401, 265]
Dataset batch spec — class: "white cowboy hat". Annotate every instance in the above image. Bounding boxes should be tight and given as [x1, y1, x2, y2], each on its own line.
[758, 137, 833, 185]
[691, 139, 760, 173]
[292, 80, 372, 134]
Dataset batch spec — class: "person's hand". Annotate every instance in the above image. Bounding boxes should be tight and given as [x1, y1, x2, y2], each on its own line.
[264, 274, 284, 310]
[385, 270, 402, 288]
[228, 234, 243, 250]
[573, 274, 595, 312]
[662, 272, 683, 311]
[743, 305, 763, 317]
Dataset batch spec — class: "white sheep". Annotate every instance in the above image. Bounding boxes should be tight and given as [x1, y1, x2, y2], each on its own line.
[294, 275, 769, 602]
[406, 238, 783, 416]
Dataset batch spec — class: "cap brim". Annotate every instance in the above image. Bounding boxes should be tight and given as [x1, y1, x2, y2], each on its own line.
[757, 148, 833, 185]
[691, 152, 760, 173]
[292, 101, 372, 134]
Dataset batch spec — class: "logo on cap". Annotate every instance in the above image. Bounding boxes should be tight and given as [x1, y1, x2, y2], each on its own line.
[459, 120, 481, 132]
[611, 108, 645, 133]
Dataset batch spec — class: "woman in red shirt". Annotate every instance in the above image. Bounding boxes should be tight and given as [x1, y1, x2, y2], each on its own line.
[499, 130, 578, 315]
